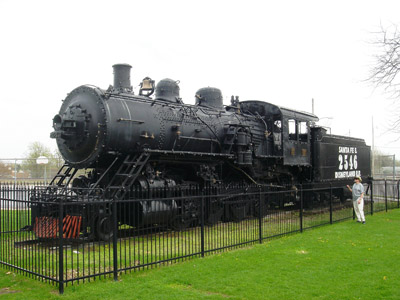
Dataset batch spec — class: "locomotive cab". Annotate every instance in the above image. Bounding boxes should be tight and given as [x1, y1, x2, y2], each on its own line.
[279, 107, 318, 166]
[240, 101, 318, 165]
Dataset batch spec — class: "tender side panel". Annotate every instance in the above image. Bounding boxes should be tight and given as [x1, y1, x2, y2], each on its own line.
[313, 135, 371, 182]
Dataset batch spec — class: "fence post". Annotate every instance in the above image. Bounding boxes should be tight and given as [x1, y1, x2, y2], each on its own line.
[200, 188, 205, 258]
[112, 198, 118, 281]
[329, 184, 333, 224]
[300, 185, 303, 233]
[385, 180, 388, 212]
[258, 186, 262, 244]
[370, 181, 374, 216]
[58, 199, 64, 294]
[397, 180, 399, 209]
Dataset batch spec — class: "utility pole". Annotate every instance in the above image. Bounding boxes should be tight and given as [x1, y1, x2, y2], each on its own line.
[393, 154, 396, 180]
[14, 159, 17, 186]
[312, 98, 314, 114]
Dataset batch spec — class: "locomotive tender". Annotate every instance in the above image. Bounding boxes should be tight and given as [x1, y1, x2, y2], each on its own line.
[34, 64, 371, 240]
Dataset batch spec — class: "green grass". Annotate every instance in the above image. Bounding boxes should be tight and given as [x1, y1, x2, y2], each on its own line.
[0, 206, 350, 283]
[1, 209, 399, 300]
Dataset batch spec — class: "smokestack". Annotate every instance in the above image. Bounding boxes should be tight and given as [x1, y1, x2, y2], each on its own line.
[112, 63, 132, 92]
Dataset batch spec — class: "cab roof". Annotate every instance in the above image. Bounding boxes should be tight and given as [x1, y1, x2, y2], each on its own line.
[240, 100, 319, 122]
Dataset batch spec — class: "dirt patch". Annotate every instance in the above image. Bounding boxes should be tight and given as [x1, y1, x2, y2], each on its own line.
[0, 287, 21, 295]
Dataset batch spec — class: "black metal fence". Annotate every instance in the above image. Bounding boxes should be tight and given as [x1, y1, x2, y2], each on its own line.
[0, 180, 399, 293]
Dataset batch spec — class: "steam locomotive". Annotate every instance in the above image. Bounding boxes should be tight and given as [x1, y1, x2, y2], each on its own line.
[32, 64, 371, 240]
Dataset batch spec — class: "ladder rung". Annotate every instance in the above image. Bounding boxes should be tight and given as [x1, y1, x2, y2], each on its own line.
[116, 173, 133, 177]
[123, 159, 136, 162]
[123, 161, 138, 166]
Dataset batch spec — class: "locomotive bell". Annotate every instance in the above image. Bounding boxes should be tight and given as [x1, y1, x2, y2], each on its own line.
[141, 77, 154, 90]
[155, 78, 180, 102]
[195, 87, 223, 109]
[139, 77, 155, 97]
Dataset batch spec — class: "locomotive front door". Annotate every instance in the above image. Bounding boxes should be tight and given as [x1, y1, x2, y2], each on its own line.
[272, 120, 283, 156]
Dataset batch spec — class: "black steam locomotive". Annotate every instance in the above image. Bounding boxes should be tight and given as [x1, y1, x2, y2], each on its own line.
[32, 64, 371, 240]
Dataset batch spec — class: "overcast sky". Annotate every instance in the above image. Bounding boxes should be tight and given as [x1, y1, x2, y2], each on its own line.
[1, 0, 399, 159]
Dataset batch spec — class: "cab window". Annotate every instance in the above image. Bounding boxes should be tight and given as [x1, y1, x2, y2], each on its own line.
[288, 119, 297, 141]
[299, 121, 308, 142]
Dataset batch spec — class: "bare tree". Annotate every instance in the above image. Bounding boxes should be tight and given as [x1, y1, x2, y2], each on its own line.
[369, 24, 400, 97]
[368, 24, 400, 133]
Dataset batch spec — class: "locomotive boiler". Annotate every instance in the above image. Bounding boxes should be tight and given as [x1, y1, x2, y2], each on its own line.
[32, 64, 371, 240]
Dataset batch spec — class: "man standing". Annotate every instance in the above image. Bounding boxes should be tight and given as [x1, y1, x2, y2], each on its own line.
[346, 176, 365, 224]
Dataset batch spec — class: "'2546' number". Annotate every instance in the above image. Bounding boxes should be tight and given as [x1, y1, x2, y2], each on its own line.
[338, 154, 358, 170]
